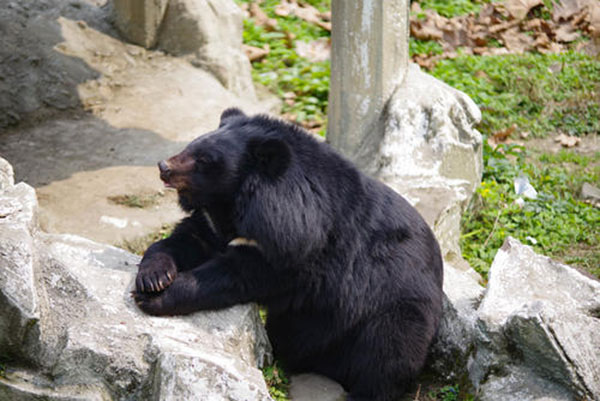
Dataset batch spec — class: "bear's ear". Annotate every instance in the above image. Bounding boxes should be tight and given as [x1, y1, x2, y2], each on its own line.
[247, 137, 291, 178]
[219, 107, 246, 127]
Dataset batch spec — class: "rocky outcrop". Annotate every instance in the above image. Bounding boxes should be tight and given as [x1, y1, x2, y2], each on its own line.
[378, 63, 483, 259]
[0, 0, 268, 245]
[375, 64, 486, 384]
[0, 157, 272, 401]
[112, 0, 256, 99]
[472, 237, 600, 400]
[434, 237, 600, 401]
[377, 65, 600, 400]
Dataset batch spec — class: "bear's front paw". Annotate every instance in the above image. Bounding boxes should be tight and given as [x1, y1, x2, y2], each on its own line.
[131, 290, 172, 316]
[136, 253, 177, 293]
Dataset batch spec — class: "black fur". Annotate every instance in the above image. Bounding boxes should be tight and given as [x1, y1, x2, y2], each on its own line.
[133, 109, 444, 401]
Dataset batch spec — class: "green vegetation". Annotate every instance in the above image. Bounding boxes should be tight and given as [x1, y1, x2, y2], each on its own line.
[416, 0, 490, 18]
[410, 39, 444, 57]
[428, 385, 460, 401]
[461, 142, 600, 278]
[108, 193, 162, 209]
[262, 361, 290, 401]
[430, 52, 600, 138]
[119, 224, 174, 255]
[239, 0, 330, 129]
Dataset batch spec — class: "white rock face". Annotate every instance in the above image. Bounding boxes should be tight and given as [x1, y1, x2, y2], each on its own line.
[0, 157, 272, 401]
[377, 63, 483, 259]
[112, 0, 256, 99]
[374, 64, 486, 382]
[472, 237, 600, 401]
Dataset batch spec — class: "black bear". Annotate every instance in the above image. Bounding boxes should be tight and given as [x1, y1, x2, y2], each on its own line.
[133, 108, 444, 401]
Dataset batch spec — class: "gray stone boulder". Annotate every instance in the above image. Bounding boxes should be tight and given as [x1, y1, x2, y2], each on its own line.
[432, 236, 600, 400]
[374, 64, 486, 382]
[0, 157, 272, 401]
[377, 63, 483, 260]
[471, 237, 600, 401]
[289, 374, 346, 401]
[112, 0, 256, 99]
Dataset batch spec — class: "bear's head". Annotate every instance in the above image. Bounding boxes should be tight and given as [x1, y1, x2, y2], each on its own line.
[158, 108, 331, 261]
[158, 108, 291, 212]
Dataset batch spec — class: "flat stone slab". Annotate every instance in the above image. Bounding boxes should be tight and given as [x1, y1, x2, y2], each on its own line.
[289, 374, 346, 401]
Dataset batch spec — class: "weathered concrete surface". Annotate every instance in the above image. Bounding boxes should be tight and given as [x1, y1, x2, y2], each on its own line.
[112, 0, 169, 48]
[327, 0, 410, 173]
[0, 0, 268, 245]
[0, 157, 272, 401]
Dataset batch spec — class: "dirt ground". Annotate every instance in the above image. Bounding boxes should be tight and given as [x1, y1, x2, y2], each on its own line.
[0, 0, 270, 245]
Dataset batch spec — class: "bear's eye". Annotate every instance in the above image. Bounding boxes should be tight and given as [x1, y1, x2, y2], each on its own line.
[197, 155, 210, 164]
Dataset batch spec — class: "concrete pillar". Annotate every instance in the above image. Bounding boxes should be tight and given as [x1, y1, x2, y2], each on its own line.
[327, 0, 409, 173]
[113, 0, 169, 48]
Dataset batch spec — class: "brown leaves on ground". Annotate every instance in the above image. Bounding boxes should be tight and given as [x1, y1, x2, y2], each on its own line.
[274, 0, 331, 31]
[487, 124, 525, 149]
[240, 1, 331, 64]
[555, 133, 582, 147]
[240, 0, 331, 32]
[295, 37, 331, 62]
[243, 44, 270, 62]
[411, 0, 600, 69]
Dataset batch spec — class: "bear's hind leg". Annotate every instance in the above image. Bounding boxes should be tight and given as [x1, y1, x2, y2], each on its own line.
[343, 303, 437, 401]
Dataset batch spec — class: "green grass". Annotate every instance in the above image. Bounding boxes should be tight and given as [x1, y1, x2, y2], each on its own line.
[118, 224, 174, 255]
[239, 0, 331, 129]
[460, 142, 600, 278]
[430, 52, 600, 137]
[262, 361, 290, 401]
[410, 38, 444, 57]
[108, 193, 162, 209]
[416, 0, 492, 18]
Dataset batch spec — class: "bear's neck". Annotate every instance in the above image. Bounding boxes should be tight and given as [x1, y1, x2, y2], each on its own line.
[201, 202, 236, 242]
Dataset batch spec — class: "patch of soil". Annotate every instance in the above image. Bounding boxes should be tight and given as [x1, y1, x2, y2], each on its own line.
[525, 133, 600, 157]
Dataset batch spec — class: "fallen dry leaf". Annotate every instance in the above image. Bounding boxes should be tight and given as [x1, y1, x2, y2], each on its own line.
[409, 0, 597, 69]
[488, 124, 519, 148]
[243, 44, 269, 62]
[249, 2, 277, 30]
[493, 124, 517, 142]
[553, 0, 583, 22]
[295, 38, 331, 62]
[501, 26, 535, 53]
[275, 0, 331, 31]
[505, 0, 543, 20]
[555, 133, 581, 147]
[555, 22, 580, 42]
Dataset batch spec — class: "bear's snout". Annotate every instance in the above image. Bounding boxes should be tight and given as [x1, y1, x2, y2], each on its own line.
[158, 160, 172, 185]
[158, 152, 195, 190]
